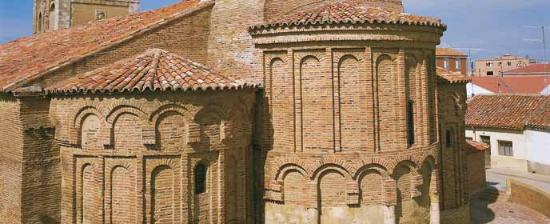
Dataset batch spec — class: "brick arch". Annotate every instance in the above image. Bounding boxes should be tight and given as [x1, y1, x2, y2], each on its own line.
[73, 106, 103, 129]
[312, 163, 352, 181]
[195, 104, 227, 123]
[106, 105, 147, 126]
[353, 163, 389, 180]
[274, 163, 308, 182]
[150, 104, 193, 124]
[392, 160, 418, 176]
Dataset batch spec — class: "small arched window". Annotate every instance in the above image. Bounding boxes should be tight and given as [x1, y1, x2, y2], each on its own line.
[49, 3, 56, 30]
[195, 163, 207, 194]
[446, 129, 454, 148]
[406, 100, 415, 146]
[38, 12, 43, 32]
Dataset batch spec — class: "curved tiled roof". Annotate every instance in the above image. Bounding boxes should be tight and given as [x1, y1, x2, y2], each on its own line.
[436, 66, 471, 84]
[466, 95, 550, 130]
[46, 49, 257, 94]
[436, 48, 467, 57]
[465, 140, 489, 152]
[0, 0, 214, 92]
[250, 0, 444, 32]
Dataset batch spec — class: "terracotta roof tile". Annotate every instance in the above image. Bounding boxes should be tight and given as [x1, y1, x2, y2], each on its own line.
[46, 49, 257, 94]
[471, 76, 549, 94]
[436, 48, 467, 57]
[465, 140, 489, 152]
[249, 0, 444, 32]
[466, 95, 550, 130]
[0, 0, 213, 92]
[504, 64, 550, 76]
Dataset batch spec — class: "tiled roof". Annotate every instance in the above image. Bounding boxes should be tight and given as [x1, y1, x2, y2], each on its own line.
[436, 48, 467, 57]
[466, 95, 550, 130]
[465, 140, 489, 152]
[46, 49, 257, 94]
[471, 76, 549, 95]
[0, 0, 213, 92]
[436, 66, 470, 84]
[504, 64, 550, 76]
[249, 0, 444, 32]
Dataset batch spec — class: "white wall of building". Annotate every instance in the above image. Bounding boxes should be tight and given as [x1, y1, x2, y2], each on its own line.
[466, 129, 527, 171]
[525, 129, 550, 175]
[466, 83, 494, 98]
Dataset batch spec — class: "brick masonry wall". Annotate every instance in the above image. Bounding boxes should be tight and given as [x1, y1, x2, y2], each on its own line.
[257, 41, 442, 223]
[49, 89, 256, 223]
[0, 95, 24, 224]
[19, 97, 60, 224]
[465, 150, 486, 195]
[437, 83, 468, 210]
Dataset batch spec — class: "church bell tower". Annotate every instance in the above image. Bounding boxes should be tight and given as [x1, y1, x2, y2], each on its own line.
[33, 0, 140, 34]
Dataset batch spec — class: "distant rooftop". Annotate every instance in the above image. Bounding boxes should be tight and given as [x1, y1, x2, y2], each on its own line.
[466, 95, 550, 130]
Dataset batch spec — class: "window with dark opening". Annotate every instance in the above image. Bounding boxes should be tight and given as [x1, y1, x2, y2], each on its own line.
[487, 71, 494, 76]
[195, 163, 207, 194]
[498, 141, 513, 156]
[407, 100, 415, 146]
[446, 129, 453, 148]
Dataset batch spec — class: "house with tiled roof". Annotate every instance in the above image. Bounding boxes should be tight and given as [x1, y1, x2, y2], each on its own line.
[436, 48, 468, 75]
[465, 95, 550, 175]
[0, 1, 478, 223]
[466, 75, 550, 97]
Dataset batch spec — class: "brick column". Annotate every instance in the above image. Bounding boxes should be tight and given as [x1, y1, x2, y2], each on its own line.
[430, 169, 440, 224]
[384, 177, 397, 224]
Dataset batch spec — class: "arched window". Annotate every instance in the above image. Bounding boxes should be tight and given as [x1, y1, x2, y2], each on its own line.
[446, 129, 454, 148]
[49, 3, 56, 30]
[38, 12, 43, 32]
[406, 100, 415, 146]
[194, 163, 207, 194]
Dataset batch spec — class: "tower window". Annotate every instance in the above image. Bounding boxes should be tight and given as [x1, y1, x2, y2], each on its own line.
[407, 100, 415, 146]
[38, 12, 43, 32]
[446, 129, 454, 148]
[95, 10, 106, 20]
[195, 163, 207, 194]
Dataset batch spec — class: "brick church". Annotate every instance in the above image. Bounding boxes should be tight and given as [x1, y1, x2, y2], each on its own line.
[0, 0, 476, 223]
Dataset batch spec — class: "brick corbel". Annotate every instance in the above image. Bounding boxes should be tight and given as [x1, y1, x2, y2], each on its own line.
[142, 126, 156, 146]
[102, 127, 113, 149]
[412, 173, 423, 198]
[346, 182, 360, 206]
[384, 178, 397, 206]
[188, 123, 201, 144]
[264, 180, 283, 203]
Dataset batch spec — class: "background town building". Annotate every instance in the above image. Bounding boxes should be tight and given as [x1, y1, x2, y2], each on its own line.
[466, 76, 550, 97]
[436, 48, 468, 75]
[474, 54, 536, 77]
[33, 0, 140, 33]
[466, 95, 550, 175]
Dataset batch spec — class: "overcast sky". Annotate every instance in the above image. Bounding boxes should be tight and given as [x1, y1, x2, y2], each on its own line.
[0, 0, 548, 61]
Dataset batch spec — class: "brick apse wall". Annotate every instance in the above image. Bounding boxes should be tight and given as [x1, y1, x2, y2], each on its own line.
[49, 89, 256, 223]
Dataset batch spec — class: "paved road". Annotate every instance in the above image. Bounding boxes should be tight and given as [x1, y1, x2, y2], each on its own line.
[486, 168, 550, 193]
[469, 168, 550, 224]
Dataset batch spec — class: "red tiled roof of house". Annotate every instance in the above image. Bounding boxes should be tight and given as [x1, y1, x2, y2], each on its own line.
[0, 0, 213, 92]
[436, 48, 467, 57]
[471, 76, 549, 95]
[436, 66, 470, 84]
[466, 95, 550, 130]
[46, 49, 257, 94]
[465, 140, 489, 152]
[504, 64, 550, 76]
[249, 0, 444, 32]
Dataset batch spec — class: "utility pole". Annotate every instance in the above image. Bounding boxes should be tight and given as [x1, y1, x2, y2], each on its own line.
[543, 26, 548, 95]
